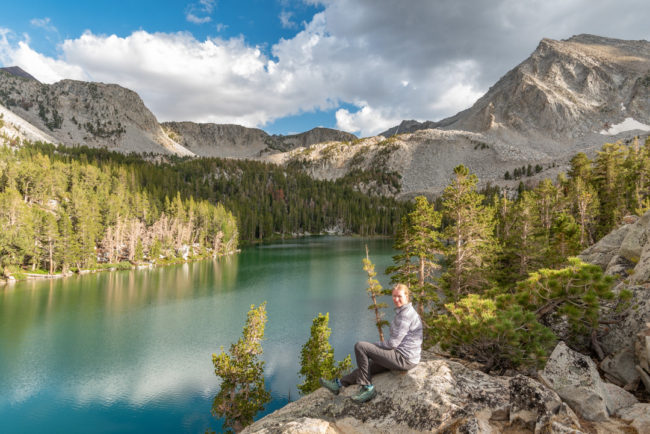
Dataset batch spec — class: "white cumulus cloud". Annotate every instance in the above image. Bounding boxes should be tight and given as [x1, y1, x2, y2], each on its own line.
[0, 29, 87, 82]
[1, 0, 649, 136]
[336, 105, 399, 136]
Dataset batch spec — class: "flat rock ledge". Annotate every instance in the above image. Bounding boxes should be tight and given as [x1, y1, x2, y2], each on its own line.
[244, 352, 636, 433]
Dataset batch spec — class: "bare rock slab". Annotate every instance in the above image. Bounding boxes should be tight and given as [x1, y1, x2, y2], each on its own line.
[619, 210, 650, 263]
[617, 403, 650, 434]
[603, 383, 638, 415]
[578, 223, 633, 269]
[244, 353, 581, 433]
[539, 342, 609, 421]
[600, 345, 639, 387]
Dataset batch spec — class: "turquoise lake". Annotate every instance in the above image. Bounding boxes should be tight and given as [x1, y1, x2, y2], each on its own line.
[0, 236, 396, 433]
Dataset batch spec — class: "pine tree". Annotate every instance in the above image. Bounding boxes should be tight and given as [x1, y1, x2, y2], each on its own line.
[503, 191, 544, 279]
[593, 142, 627, 236]
[507, 257, 630, 355]
[38, 210, 59, 274]
[533, 178, 563, 246]
[363, 246, 389, 340]
[568, 152, 592, 182]
[386, 196, 443, 313]
[56, 210, 78, 274]
[211, 303, 271, 433]
[568, 176, 599, 247]
[547, 213, 581, 268]
[441, 165, 498, 298]
[624, 137, 650, 216]
[297, 313, 352, 395]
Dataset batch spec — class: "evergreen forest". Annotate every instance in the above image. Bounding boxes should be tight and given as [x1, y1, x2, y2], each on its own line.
[387, 136, 650, 371]
[0, 139, 409, 278]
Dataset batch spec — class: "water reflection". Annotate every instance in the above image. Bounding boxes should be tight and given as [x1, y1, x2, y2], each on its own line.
[0, 237, 394, 433]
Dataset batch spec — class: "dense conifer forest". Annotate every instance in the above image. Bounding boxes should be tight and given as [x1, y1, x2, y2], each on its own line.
[387, 136, 650, 371]
[0, 140, 410, 278]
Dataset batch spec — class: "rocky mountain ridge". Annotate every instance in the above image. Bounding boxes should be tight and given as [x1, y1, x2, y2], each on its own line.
[383, 34, 650, 147]
[0, 70, 193, 155]
[266, 128, 567, 199]
[162, 122, 356, 158]
[0, 68, 356, 158]
[267, 34, 650, 197]
[1, 34, 649, 196]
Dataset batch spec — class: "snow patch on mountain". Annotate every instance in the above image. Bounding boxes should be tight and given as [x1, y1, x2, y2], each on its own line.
[600, 117, 650, 135]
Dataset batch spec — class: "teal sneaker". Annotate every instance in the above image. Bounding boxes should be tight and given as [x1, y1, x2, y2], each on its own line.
[351, 385, 376, 403]
[319, 378, 341, 395]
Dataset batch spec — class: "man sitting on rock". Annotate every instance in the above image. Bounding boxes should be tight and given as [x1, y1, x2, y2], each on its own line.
[320, 283, 423, 403]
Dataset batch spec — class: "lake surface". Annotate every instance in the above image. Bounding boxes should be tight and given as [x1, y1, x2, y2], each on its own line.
[0, 236, 395, 433]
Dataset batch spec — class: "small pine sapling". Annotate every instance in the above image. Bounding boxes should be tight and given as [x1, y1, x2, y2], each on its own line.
[364, 245, 389, 341]
[297, 312, 352, 395]
[211, 303, 271, 433]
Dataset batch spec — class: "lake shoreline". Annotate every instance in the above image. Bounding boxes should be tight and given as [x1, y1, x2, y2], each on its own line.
[1, 233, 393, 287]
[0, 249, 240, 286]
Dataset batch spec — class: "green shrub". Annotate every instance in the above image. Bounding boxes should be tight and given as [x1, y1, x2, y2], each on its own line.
[298, 312, 352, 395]
[430, 294, 555, 371]
[506, 257, 627, 338]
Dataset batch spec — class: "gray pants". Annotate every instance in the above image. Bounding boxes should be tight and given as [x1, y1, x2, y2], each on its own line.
[340, 341, 415, 386]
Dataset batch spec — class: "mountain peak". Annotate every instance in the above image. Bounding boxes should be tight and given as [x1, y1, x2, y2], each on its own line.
[383, 35, 650, 155]
[0, 66, 39, 82]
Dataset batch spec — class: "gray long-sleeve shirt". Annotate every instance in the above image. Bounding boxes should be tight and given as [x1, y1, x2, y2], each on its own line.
[377, 302, 423, 364]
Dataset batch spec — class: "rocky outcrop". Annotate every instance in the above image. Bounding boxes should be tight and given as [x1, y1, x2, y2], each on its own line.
[576, 210, 650, 395]
[244, 351, 641, 433]
[637, 323, 650, 393]
[273, 128, 357, 152]
[0, 66, 38, 81]
[161, 122, 271, 158]
[617, 403, 650, 434]
[0, 71, 193, 156]
[266, 129, 555, 197]
[578, 220, 636, 270]
[538, 342, 637, 421]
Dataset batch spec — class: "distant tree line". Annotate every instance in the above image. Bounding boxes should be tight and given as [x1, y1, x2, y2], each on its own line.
[0, 140, 410, 277]
[0, 142, 237, 277]
[169, 156, 410, 243]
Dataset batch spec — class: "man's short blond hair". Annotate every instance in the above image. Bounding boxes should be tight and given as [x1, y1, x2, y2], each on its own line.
[393, 283, 410, 300]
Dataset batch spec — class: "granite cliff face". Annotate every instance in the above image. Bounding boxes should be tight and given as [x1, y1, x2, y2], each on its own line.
[0, 71, 193, 155]
[273, 35, 650, 197]
[383, 34, 650, 151]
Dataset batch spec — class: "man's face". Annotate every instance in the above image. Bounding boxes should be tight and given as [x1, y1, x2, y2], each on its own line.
[392, 288, 408, 308]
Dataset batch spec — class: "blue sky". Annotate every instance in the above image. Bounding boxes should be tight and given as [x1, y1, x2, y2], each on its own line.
[1, 0, 649, 136]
